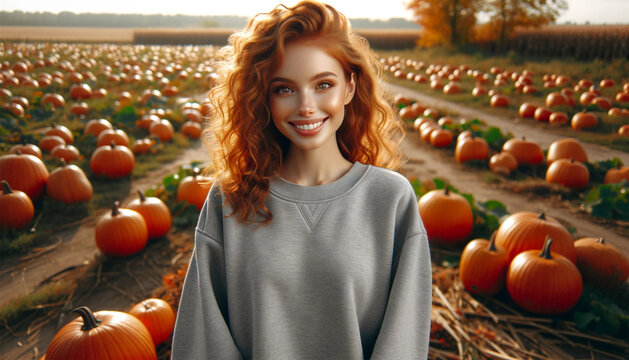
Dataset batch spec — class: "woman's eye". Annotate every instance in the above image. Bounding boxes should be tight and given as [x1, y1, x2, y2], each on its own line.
[316, 81, 332, 90]
[274, 86, 293, 95]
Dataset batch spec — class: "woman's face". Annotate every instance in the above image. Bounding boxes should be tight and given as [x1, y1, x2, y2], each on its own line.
[268, 41, 355, 153]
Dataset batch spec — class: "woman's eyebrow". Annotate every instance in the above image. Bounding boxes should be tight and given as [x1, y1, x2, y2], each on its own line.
[270, 71, 338, 84]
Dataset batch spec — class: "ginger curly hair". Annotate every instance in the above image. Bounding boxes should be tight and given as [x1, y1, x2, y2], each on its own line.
[205, 0, 405, 224]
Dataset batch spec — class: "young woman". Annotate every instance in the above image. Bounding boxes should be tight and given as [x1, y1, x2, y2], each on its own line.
[171, 1, 432, 359]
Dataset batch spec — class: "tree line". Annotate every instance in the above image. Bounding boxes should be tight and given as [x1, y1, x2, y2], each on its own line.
[0, 10, 420, 29]
[406, 0, 568, 48]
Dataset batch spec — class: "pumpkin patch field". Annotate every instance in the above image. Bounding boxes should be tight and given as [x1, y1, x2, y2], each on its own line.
[2, 37, 629, 359]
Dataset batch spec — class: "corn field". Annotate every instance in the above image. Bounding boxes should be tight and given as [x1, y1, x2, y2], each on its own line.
[476, 25, 629, 61]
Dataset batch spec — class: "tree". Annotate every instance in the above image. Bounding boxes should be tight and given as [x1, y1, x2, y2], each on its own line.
[481, 0, 568, 48]
[405, 0, 481, 47]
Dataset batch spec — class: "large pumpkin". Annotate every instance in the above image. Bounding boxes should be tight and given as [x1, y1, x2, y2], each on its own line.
[575, 237, 629, 291]
[45, 306, 156, 360]
[0, 180, 35, 230]
[494, 211, 576, 263]
[127, 190, 172, 239]
[418, 185, 474, 246]
[46, 161, 93, 204]
[90, 142, 135, 178]
[95, 201, 148, 257]
[507, 238, 582, 315]
[128, 298, 176, 346]
[545, 158, 589, 189]
[459, 234, 509, 296]
[0, 152, 49, 201]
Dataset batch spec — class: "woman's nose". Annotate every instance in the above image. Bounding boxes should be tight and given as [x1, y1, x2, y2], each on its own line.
[297, 92, 315, 117]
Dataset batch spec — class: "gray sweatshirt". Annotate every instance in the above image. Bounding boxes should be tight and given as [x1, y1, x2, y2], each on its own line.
[171, 162, 432, 359]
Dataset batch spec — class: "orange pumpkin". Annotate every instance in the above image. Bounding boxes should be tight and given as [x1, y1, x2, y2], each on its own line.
[501, 137, 543, 166]
[494, 211, 576, 263]
[518, 103, 537, 118]
[127, 190, 172, 239]
[429, 128, 453, 148]
[490, 94, 509, 107]
[455, 135, 489, 163]
[41, 93, 66, 108]
[149, 119, 174, 142]
[546, 138, 588, 165]
[39, 135, 66, 152]
[618, 124, 629, 137]
[545, 158, 589, 189]
[489, 151, 518, 175]
[574, 237, 629, 291]
[181, 121, 202, 139]
[0, 180, 34, 230]
[129, 298, 176, 346]
[9, 144, 42, 159]
[459, 234, 509, 296]
[604, 165, 629, 184]
[84, 118, 113, 137]
[51, 144, 81, 163]
[545, 92, 570, 108]
[0, 152, 49, 201]
[533, 106, 552, 122]
[90, 142, 135, 179]
[95, 201, 148, 257]
[507, 237, 582, 315]
[417, 185, 473, 246]
[46, 306, 156, 360]
[46, 161, 93, 204]
[548, 111, 569, 125]
[97, 128, 130, 147]
[177, 169, 212, 211]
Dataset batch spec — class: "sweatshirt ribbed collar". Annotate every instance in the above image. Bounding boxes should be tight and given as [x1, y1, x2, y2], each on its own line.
[270, 162, 368, 202]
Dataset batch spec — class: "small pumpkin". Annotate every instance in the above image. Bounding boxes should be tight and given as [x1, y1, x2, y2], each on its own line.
[490, 94, 509, 107]
[51, 144, 81, 163]
[574, 237, 629, 291]
[45, 123, 73, 144]
[455, 135, 489, 163]
[97, 128, 130, 147]
[41, 93, 66, 109]
[9, 143, 42, 159]
[95, 201, 148, 256]
[177, 168, 212, 211]
[546, 138, 588, 165]
[149, 119, 174, 142]
[459, 234, 509, 296]
[0, 180, 35, 230]
[494, 211, 576, 263]
[128, 298, 176, 346]
[429, 128, 453, 148]
[132, 138, 156, 155]
[84, 118, 113, 137]
[518, 103, 537, 118]
[39, 135, 66, 153]
[90, 142, 135, 179]
[507, 237, 582, 315]
[501, 137, 543, 166]
[489, 151, 517, 175]
[181, 121, 202, 139]
[127, 190, 172, 239]
[545, 158, 589, 189]
[417, 185, 474, 246]
[604, 165, 629, 184]
[571, 112, 598, 131]
[46, 161, 93, 204]
[45, 306, 156, 360]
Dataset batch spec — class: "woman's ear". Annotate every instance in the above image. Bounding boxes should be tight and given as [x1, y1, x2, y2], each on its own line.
[344, 73, 356, 105]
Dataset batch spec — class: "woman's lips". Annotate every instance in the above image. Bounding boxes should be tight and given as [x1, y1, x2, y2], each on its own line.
[289, 117, 328, 135]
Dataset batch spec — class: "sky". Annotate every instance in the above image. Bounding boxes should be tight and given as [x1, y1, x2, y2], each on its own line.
[0, 0, 627, 24]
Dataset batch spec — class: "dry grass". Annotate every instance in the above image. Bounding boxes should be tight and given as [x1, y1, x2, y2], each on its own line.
[0, 26, 134, 43]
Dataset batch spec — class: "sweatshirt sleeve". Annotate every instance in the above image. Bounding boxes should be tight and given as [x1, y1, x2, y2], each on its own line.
[171, 189, 244, 359]
[370, 187, 432, 360]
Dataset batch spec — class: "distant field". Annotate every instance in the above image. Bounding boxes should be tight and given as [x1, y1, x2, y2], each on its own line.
[0, 26, 419, 49]
[0, 26, 134, 42]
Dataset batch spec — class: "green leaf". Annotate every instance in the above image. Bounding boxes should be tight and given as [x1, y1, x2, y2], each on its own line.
[574, 311, 598, 330]
[590, 202, 613, 219]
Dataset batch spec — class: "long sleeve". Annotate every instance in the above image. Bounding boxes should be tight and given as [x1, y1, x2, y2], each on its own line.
[370, 190, 432, 359]
[171, 190, 244, 359]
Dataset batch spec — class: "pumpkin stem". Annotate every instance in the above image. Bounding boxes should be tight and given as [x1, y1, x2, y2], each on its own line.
[110, 141, 116, 149]
[144, 302, 152, 310]
[488, 232, 497, 252]
[137, 190, 146, 202]
[444, 184, 450, 195]
[72, 306, 102, 331]
[596, 237, 606, 245]
[538, 212, 547, 221]
[2, 180, 13, 194]
[111, 201, 120, 216]
[539, 236, 554, 260]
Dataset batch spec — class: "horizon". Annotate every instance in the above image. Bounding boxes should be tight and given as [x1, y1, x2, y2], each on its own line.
[1, 0, 628, 24]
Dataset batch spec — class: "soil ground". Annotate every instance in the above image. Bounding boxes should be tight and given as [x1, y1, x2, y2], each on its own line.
[1, 83, 627, 359]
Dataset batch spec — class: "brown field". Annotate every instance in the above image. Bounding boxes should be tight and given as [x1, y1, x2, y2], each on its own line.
[0, 26, 419, 49]
[0, 26, 134, 43]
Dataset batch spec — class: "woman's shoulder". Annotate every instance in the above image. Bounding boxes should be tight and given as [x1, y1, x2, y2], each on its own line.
[362, 164, 414, 192]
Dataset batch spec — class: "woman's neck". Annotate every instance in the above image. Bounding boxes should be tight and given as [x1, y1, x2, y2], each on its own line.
[280, 143, 352, 186]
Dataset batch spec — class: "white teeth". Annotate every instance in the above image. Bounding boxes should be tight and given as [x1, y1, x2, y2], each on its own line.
[294, 120, 323, 130]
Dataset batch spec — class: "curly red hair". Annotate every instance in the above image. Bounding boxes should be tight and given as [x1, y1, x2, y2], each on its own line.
[205, 0, 404, 224]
